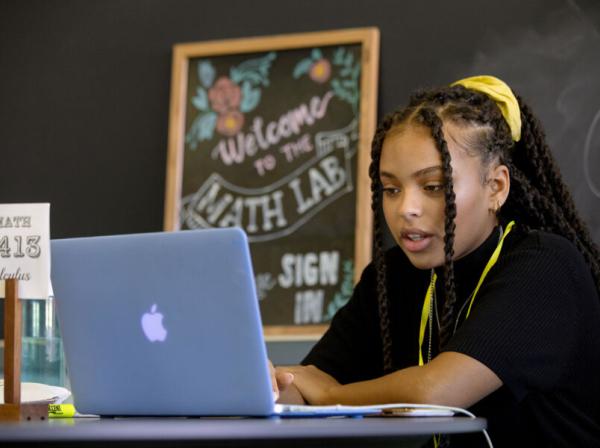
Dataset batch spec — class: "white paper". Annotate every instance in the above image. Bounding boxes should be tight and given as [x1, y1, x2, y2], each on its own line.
[0, 203, 51, 299]
[0, 380, 70, 404]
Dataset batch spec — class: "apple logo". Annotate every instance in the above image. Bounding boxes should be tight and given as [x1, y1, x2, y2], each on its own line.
[141, 304, 167, 342]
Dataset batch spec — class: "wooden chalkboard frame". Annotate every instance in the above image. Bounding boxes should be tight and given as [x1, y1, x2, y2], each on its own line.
[164, 28, 379, 340]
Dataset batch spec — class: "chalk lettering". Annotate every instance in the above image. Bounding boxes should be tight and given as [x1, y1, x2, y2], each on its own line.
[319, 251, 340, 285]
[320, 155, 346, 187]
[288, 155, 346, 214]
[194, 183, 234, 224]
[294, 289, 324, 324]
[278, 251, 340, 288]
[244, 197, 262, 233]
[182, 141, 353, 241]
[279, 134, 313, 162]
[266, 121, 279, 146]
[251, 117, 270, 150]
[253, 154, 276, 176]
[193, 182, 288, 233]
[288, 178, 314, 214]
[217, 196, 244, 228]
[211, 92, 334, 166]
[260, 191, 287, 232]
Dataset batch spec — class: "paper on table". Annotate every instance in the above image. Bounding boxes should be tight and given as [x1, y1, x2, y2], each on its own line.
[275, 403, 456, 417]
[0, 380, 71, 405]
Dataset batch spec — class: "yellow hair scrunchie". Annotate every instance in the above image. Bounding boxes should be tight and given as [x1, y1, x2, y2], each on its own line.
[451, 75, 522, 142]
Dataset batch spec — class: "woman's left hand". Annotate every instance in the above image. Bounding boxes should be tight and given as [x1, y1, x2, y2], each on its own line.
[279, 365, 341, 405]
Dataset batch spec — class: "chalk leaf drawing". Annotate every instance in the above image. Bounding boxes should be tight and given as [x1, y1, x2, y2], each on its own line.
[323, 259, 354, 322]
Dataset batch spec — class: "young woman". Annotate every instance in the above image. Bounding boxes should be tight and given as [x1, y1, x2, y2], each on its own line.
[271, 76, 600, 446]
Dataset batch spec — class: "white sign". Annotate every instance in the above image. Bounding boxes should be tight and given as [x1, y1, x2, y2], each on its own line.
[0, 203, 51, 300]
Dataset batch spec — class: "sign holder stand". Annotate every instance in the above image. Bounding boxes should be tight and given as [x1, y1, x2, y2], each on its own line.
[0, 279, 48, 421]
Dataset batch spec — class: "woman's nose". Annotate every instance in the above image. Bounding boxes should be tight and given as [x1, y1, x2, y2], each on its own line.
[397, 190, 422, 219]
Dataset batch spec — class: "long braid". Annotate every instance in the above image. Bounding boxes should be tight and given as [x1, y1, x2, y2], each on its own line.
[417, 108, 458, 348]
[506, 97, 600, 289]
[369, 114, 396, 373]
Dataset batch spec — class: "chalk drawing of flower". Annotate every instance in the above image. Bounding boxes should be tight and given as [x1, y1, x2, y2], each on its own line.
[309, 58, 331, 83]
[293, 47, 361, 113]
[216, 110, 245, 136]
[208, 76, 242, 113]
[186, 53, 277, 149]
[293, 48, 324, 79]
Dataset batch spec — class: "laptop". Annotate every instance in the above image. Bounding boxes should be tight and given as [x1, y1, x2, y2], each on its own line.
[51, 228, 382, 417]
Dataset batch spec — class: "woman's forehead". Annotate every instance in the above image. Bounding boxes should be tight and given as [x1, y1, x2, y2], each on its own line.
[380, 122, 485, 178]
[380, 128, 441, 175]
[383, 121, 480, 160]
[381, 124, 440, 160]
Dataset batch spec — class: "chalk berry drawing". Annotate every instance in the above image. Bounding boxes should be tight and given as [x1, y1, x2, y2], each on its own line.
[186, 53, 277, 149]
[293, 47, 361, 113]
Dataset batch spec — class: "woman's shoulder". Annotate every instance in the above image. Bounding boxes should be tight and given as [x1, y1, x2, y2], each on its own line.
[503, 226, 593, 284]
[509, 227, 584, 260]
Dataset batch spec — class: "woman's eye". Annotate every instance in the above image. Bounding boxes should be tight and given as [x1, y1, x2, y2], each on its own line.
[382, 187, 400, 196]
[424, 184, 444, 193]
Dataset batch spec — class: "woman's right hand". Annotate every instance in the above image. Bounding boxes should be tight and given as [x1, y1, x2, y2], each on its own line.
[268, 360, 302, 403]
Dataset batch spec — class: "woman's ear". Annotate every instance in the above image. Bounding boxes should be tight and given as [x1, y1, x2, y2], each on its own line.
[487, 164, 510, 214]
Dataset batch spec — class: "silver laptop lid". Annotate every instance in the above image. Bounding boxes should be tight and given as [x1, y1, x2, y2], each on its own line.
[51, 228, 274, 416]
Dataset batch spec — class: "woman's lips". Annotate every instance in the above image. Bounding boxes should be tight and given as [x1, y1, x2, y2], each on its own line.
[400, 231, 433, 253]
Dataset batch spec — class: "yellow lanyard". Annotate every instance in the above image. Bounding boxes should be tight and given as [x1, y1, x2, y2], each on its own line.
[418, 221, 515, 366]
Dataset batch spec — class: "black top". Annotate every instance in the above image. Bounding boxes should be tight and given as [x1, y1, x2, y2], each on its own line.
[302, 225, 600, 446]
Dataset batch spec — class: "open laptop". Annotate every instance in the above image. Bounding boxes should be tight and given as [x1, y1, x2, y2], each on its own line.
[50, 228, 383, 417]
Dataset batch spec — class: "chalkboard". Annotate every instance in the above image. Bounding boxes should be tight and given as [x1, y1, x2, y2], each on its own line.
[455, 2, 600, 243]
[164, 28, 379, 339]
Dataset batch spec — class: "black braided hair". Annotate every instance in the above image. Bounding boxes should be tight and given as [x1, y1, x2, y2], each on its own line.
[369, 113, 396, 373]
[417, 107, 457, 349]
[369, 83, 600, 373]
